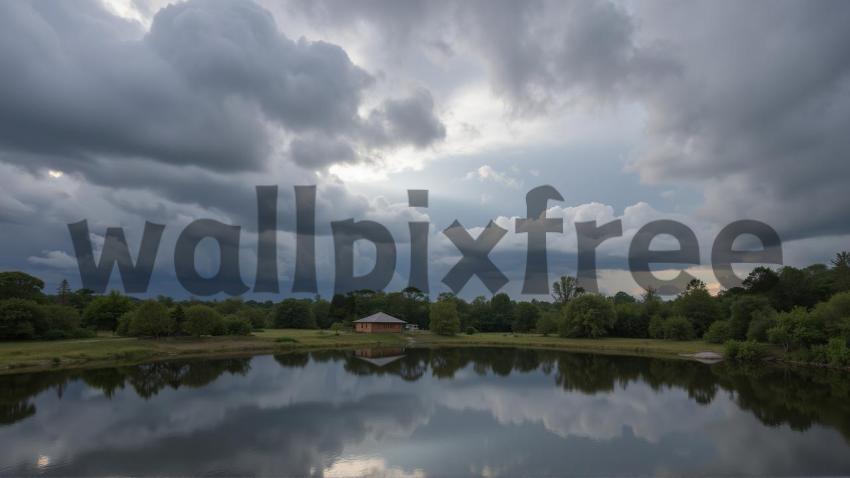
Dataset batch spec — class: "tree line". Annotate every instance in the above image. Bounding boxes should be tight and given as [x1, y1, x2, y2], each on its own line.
[1, 251, 850, 365]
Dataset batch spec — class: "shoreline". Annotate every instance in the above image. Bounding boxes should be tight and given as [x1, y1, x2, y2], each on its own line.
[0, 330, 727, 375]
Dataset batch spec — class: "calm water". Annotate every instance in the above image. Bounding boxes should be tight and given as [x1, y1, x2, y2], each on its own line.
[2, 347, 850, 477]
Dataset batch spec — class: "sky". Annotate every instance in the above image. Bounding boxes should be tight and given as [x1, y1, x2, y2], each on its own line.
[1, 0, 849, 300]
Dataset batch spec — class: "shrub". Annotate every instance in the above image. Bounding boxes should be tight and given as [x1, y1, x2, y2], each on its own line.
[724, 340, 768, 362]
[182, 305, 224, 337]
[465, 326, 477, 335]
[559, 294, 616, 338]
[730, 296, 774, 340]
[42, 304, 81, 332]
[826, 337, 850, 367]
[82, 291, 133, 331]
[704, 320, 733, 344]
[329, 322, 348, 333]
[768, 307, 826, 352]
[116, 311, 134, 337]
[43, 329, 69, 341]
[224, 316, 252, 336]
[536, 312, 559, 336]
[128, 300, 175, 338]
[661, 315, 696, 340]
[239, 307, 269, 330]
[746, 310, 778, 342]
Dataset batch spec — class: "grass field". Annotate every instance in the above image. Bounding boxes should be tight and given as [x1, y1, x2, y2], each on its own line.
[0, 329, 723, 375]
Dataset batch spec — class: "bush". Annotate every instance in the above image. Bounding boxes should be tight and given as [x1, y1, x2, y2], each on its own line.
[704, 320, 733, 344]
[82, 291, 133, 331]
[182, 305, 224, 337]
[661, 315, 695, 340]
[536, 312, 559, 336]
[224, 316, 252, 336]
[329, 322, 348, 333]
[239, 307, 269, 330]
[826, 337, 850, 367]
[559, 294, 616, 338]
[768, 307, 826, 352]
[724, 340, 768, 362]
[0, 299, 49, 340]
[116, 311, 134, 337]
[465, 326, 477, 335]
[42, 304, 81, 332]
[128, 300, 175, 338]
[746, 310, 778, 342]
[730, 296, 774, 340]
[43, 329, 69, 341]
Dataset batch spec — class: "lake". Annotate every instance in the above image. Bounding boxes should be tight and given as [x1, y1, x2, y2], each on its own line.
[2, 347, 850, 476]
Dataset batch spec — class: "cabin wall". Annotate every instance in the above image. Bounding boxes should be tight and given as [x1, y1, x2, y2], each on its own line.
[354, 323, 403, 333]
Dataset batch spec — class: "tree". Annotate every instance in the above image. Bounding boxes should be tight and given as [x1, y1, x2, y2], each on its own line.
[42, 304, 81, 333]
[0, 271, 44, 301]
[661, 316, 696, 340]
[742, 267, 780, 295]
[767, 307, 826, 352]
[536, 311, 559, 336]
[613, 292, 636, 304]
[704, 320, 733, 344]
[746, 309, 778, 342]
[612, 302, 649, 338]
[56, 279, 72, 305]
[552, 276, 583, 306]
[171, 304, 186, 333]
[217, 297, 244, 315]
[273, 299, 317, 329]
[128, 300, 175, 338]
[0, 299, 48, 339]
[674, 279, 721, 336]
[511, 302, 539, 333]
[182, 305, 224, 337]
[559, 294, 615, 338]
[429, 300, 460, 336]
[312, 297, 332, 329]
[487, 293, 514, 332]
[729, 296, 774, 340]
[238, 307, 269, 330]
[831, 251, 850, 292]
[82, 291, 133, 331]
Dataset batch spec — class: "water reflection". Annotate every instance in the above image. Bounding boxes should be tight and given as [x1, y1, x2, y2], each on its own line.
[1, 348, 850, 476]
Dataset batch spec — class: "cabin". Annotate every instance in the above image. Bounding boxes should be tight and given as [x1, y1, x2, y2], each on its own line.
[353, 312, 406, 333]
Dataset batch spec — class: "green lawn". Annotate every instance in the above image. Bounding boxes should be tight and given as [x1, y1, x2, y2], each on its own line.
[0, 329, 721, 375]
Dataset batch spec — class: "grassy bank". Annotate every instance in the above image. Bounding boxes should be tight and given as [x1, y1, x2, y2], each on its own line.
[414, 332, 724, 357]
[0, 330, 726, 375]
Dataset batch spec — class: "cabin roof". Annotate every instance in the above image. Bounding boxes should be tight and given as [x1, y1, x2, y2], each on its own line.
[353, 312, 407, 324]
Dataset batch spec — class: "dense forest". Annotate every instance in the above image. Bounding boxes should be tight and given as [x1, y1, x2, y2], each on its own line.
[1, 250, 850, 366]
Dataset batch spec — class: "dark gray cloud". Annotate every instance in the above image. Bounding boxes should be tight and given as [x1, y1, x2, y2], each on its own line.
[0, 0, 444, 176]
[282, 0, 850, 239]
[630, 0, 850, 238]
[363, 88, 447, 148]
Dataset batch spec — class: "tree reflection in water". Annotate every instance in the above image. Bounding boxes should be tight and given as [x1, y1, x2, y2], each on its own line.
[2, 347, 850, 443]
